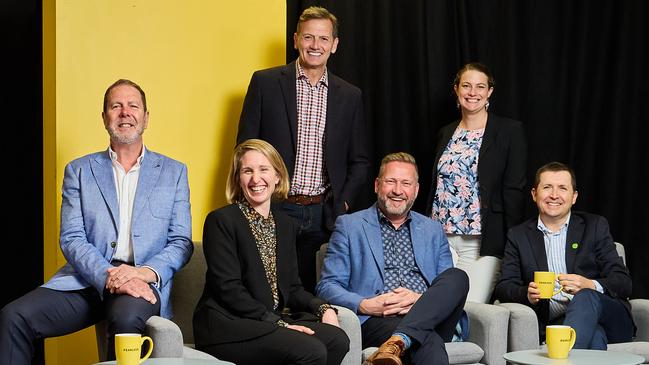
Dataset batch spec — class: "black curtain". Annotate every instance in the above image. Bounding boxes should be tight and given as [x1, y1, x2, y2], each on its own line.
[288, 0, 649, 299]
[2, 0, 44, 363]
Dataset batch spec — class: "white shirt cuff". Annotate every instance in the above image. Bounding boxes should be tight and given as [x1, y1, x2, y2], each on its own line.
[592, 280, 604, 294]
[142, 265, 161, 288]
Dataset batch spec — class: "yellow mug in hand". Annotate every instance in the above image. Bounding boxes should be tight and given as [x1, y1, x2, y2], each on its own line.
[546, 325, 576, 359]
[534, 271, 563, 299]
[115, 333, 153, 365]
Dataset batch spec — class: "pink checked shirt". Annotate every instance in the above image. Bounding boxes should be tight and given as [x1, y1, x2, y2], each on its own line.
[291, 61, 329, 196]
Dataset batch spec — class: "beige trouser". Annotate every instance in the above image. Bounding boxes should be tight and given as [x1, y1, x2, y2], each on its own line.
[446, 234, 501, 303]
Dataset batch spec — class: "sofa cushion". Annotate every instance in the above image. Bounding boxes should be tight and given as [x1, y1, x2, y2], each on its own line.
[608, 342, 649, 364]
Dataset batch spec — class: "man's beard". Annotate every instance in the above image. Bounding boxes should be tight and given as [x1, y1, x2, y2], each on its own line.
[377, 194, 414, 217]
[107, 126, 144, 145]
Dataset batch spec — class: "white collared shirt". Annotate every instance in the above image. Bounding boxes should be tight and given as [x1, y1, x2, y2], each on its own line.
[109, 146, 145, 263]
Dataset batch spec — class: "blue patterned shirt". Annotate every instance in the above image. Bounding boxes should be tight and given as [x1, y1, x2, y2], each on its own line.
[377, 208, 429, 294]
[432, 127, 484, 235]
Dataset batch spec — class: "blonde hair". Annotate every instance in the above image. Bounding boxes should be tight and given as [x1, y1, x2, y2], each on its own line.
[225, 139, 290, 204]
[378, 152, 419, 181]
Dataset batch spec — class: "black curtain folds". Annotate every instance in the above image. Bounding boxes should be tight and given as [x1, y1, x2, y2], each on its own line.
[3, 0, 44, 362]
[288, 1, 649, 298]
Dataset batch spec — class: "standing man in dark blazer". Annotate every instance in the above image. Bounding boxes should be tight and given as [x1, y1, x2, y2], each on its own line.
[494, 162, 634, 349]
[237, 6, 370, 293]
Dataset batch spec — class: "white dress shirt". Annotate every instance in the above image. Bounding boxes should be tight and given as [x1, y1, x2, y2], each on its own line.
[109, 146, 145, 263]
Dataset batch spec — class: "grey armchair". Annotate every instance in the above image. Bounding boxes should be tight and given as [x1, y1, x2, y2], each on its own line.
[98, 241, 361, 364]
[95, 240, 227, 362]
[316, 243, 510, 365]
[498, 242, 649, 363]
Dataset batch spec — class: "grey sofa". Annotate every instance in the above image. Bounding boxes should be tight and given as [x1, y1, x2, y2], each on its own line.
[316, 243, 510, 365]
[498, 242, 649, 363]
[96, 241, 362, 365]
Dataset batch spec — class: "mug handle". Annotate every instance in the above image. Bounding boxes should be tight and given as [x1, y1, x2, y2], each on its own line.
[139, 336, 153, 363]
[552, 275, 564, 296]
[567, 328, 576, 352]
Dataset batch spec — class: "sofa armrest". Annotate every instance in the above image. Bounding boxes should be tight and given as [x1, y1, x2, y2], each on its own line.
[144, 315, 184, 358]
[334, 305, 362, 365]
[497, 302, 539, 351]
[631, 299, 649, 342]
[464, 302, 509, 365]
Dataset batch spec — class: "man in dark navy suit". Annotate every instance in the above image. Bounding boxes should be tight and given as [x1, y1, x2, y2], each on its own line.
[237, 6, 369, 293]
[495, 161, 634, 349]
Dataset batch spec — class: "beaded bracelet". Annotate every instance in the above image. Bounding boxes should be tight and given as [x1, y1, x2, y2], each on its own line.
[316, 303, 338, 319]
[276, 319, 290, 328]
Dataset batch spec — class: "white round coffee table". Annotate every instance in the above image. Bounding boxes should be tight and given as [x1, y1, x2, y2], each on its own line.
[503, 349, 644, 365]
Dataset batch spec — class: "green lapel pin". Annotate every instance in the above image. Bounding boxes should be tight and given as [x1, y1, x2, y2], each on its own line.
[571, 242, 579, 249]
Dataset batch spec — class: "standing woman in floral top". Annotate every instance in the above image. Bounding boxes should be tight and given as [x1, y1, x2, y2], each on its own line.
[194, 139, 349, 365]
[425, 63, 527, 303]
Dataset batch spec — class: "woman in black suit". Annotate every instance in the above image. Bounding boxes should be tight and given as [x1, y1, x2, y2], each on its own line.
[193, 139, 349, 365]
[426, 62, 527, 303]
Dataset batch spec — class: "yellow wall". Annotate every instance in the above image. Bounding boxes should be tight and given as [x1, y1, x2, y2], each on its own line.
[43, 1, 286, 363]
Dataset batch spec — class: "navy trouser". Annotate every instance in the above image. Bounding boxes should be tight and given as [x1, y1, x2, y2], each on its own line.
[361, 268, 469, 365]
[0, 285, 160, 365]
[563, 288, 634, 349]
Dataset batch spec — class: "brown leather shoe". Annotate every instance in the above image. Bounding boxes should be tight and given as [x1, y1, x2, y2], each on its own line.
[363, 335, 405, 365]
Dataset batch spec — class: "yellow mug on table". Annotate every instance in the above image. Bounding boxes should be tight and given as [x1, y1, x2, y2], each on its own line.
[115, 333, 153, 365]
[546, 325, 576, 359]
[534, 271, 563, 299]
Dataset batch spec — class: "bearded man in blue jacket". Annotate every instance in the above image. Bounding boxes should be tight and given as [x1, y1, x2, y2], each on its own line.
[317, 152, 469, 365]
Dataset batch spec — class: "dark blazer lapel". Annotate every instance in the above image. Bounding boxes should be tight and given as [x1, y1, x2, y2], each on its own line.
[480, 114, 498, 155]
[91, 151, 119, 227]
[132, 151, 162, 222]
[565, 213, 585, 273]
[279, 62, 298, 150]
[235, 206, 275, 306]
[325, 71, 343, 146]
[275, 211, 291, 303]
[410, 216, 433, 283]
[362, 206, 385, 281]
[528, 220, 550, 271]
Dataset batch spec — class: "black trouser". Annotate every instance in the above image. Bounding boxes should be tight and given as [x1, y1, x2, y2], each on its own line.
[0, 285, 160, 364]
[199, 320, 350, 365]
[361, 268, 469, 365]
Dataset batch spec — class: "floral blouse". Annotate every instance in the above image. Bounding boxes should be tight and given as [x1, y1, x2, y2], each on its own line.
[431, 126, 485, 235]
[238, 200, 280, 309]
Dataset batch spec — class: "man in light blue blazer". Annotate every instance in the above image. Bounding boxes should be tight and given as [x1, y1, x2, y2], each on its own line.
[317, 152, 469, 365]
[0, 79, 193, 364]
